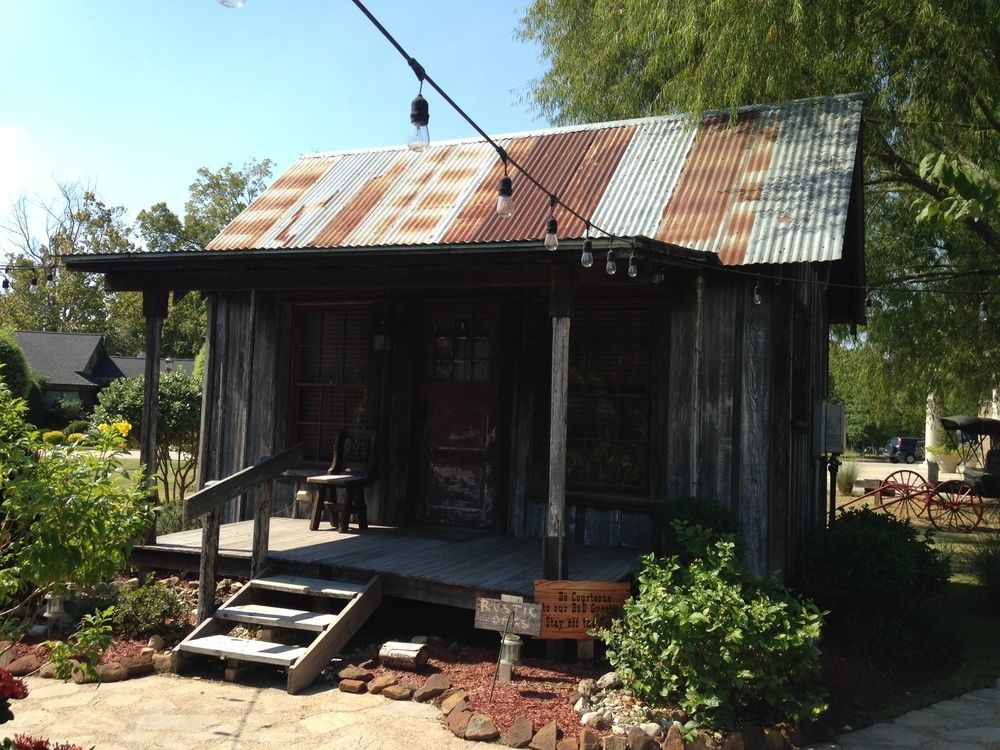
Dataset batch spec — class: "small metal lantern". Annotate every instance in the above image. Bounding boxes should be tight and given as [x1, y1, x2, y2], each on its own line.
[499, 634, 522, 666]
[43, 592, 65, 618]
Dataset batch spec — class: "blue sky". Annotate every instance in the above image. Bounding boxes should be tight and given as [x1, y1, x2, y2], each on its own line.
[0, 1, 545, 236]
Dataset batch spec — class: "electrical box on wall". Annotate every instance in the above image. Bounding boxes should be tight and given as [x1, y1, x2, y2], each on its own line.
[814, 400, 847, 456]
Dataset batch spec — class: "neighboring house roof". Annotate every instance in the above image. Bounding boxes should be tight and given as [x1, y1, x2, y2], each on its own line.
[13, 331, 108, 387]
[112, 357, 195, 379]
[208, 94, 864, 266]
[12, 330, 194, 388]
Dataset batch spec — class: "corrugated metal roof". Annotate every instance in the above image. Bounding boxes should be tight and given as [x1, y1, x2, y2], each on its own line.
[208, 94, 863, 266]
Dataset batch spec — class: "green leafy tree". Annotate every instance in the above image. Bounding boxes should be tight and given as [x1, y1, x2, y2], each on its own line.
[520, 0, 1000, 410]
[92, 371, 202, 504]
[181, 158, 273, 248]
[0, 385, 150, 619]
[0, 333, 32, 401]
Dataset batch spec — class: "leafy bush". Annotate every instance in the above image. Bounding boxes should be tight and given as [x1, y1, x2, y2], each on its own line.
[793, 508, 950, 660]
[0, 383, 151, 617]
[44, 606, 115, 682]
[113, 578, 189, 641]
[660, 497, 741, 559]
[41, 431, 64, 445]
[0, 333, 33, 401]
[836, 461, 858, 496]
[969, 532, 1000, 612]
[63, 420, 89, 437]
[596, 525, 826, 729]
[64, 433, 85, 444]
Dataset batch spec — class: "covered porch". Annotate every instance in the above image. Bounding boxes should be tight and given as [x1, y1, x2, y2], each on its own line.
[134, 519, 640, 609]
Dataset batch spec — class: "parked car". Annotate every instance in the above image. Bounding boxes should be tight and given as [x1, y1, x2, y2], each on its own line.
[886, 437, 925, 464]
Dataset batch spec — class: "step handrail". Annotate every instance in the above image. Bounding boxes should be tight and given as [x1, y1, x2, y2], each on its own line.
[184, 444, 305, 523]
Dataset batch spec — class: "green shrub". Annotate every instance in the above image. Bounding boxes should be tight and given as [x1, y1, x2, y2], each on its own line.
[597, 526, 826, 729]
[660, 497, 741, 559]
[44, 606, 115, 683]
[836, 461, 858, 495]
[41, 431, 65, 445]
[0, 332, 33, 400]
[63, 420, 90, 437]
[793, 508, 950, 661]
[113, 578, 189, 641]
[969, 532, 1000, 612]
[65, 433, 85, 444]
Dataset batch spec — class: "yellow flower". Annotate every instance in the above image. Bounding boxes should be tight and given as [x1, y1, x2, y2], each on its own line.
[112, 420, 132, 437]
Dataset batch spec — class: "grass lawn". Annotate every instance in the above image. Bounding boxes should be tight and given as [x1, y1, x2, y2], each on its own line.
[119, 456, 200, 535]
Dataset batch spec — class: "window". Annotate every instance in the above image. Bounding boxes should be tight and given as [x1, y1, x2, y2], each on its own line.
[566, 305, 651, 491]
[290, 305, 371, 462]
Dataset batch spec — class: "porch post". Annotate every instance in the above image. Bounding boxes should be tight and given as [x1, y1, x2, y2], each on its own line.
[544, 265, 574, 580]
[140, 288, 168, 543]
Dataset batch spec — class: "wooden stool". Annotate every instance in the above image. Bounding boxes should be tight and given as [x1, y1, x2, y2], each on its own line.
[306, 428, 377, 532]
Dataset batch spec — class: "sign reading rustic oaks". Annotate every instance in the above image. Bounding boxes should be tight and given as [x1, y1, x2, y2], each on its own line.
[474, 598, 542, 636]
[533, 580, 631, 639]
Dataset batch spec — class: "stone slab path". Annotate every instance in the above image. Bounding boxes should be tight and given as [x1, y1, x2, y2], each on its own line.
[6, 674, 494, 750]
[808, 679, 1000, 750]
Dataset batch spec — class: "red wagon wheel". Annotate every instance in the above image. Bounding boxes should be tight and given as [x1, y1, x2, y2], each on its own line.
[926, 480, 984, 533]
[878, 469, 929, 521]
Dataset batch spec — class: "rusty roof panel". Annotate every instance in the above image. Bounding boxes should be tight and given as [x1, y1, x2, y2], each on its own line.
[206, 94, 863, 266]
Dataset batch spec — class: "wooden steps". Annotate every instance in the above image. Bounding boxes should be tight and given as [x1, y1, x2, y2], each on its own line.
[176, 572, 382, 693]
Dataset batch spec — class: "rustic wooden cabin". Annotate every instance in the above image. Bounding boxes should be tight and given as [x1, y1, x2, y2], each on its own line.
[67, 94, 866, 596]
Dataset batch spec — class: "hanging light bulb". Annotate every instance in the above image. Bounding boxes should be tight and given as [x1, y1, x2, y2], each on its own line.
[408, 92, 430, 152]
[627, 252, 637, 278]
[980, 300, 989, 322]
[1, 277, 8, 291]
[580, 237, 593, 268]
[46, 265, 55, 283]
[496, 175, 513, 218]
[543, 194, 559, 251]
[605, 249, 617, 275]
[752, 283, 762, 305]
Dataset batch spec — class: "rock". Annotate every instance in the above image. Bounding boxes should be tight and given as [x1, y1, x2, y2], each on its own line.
[597, 671, 622, 690]
[602, 737, 628, 750]
[579, 678, 598, 697]
[661, 723, 685, 750]
[775, 724, 802, 748]
[337, 665, 374, 682]
[506, 717, 534, 748]
[580, 729, 601, 750]
[581, 711, 604, 727]
[575, 696, 590, 713]
[152, 651, 175, 674]
[762, 728, 787, 750]
[557, 739, 579, 750]
[721, 733, 745, 750]
[122, 577, 140, 590]
[439, 689, 469, 715]
[530, 720, 560, 750]
[412, 672, 450, 702]
[739, 725, 765, 750]
[71, 662, 94, 684]
[447, 708, 473, 738]
[367, 674, 398, 695]
[627, 727, 658, 750]
[0, 641, 14, 669]
[466, 714, 500, 742]
[146, 634, 167, 651]
[37, 662, 57, 679]
[122, 654, 154, 678]
[686, 732, 718, 750]
[382, 684, 415, 701]
[338, 679, 367, 694]
[7, 654, 42, 676]
[640, 723, 661, 739]
[95, 662, 129, 682]
[139, 647, 155, 657]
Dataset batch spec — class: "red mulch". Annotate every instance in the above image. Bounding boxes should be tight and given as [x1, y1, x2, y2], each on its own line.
[372, 641, 603, 739]
[14, 636, 147, 666]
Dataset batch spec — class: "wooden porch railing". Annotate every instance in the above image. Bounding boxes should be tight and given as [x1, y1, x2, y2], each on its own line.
[184, 444, 303, 623]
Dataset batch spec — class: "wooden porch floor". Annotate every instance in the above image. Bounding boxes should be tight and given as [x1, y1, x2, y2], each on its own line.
[138, 518, 641, 609]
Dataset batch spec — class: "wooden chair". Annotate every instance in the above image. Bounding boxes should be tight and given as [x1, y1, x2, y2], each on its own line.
[306, 428, 377, 532]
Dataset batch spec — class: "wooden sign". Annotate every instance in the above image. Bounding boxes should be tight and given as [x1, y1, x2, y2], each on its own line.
[533, 580, 631, 640]
[474, 598, 542, 636]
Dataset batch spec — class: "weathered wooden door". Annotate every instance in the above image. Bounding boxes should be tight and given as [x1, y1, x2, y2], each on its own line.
[416, 302, 499, 528]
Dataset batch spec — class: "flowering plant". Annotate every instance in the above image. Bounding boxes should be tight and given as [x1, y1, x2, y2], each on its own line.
[0, 669, 28, 724]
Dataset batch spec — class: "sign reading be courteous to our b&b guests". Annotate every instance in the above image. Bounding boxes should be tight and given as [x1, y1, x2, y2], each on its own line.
[533, 580, 631, 639]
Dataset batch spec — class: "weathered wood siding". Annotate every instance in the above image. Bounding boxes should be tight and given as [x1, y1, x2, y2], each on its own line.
[200, 291, 282, 524]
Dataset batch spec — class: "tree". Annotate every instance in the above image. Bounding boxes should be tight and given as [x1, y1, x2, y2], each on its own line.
[519, 0, 1000, 409]
[181, 159, 273, 248]
[92, 371, 202, 505]
[0, 332, 32, 401]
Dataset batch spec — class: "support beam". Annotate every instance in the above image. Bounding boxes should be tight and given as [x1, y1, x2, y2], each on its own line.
[140, 289, 168, 543]
[543, 265, 574, 581]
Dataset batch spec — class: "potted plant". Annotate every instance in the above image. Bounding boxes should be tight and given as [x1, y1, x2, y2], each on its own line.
[925, 445, 960, 473]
